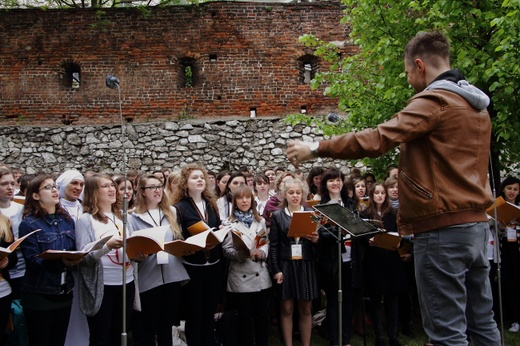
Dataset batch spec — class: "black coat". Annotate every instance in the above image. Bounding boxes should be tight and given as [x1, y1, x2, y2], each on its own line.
[175, 197, 222, 265]
[268, 208, 316, 275]
[360, 211, 408, 295]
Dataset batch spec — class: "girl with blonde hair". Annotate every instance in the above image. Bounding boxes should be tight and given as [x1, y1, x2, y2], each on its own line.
[128, 174, 189, 346]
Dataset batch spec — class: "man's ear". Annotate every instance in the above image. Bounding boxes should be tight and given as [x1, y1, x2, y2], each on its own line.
[415, 58, 426, 73]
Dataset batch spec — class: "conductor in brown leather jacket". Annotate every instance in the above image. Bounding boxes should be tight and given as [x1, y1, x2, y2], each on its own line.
[287, 31, 501, 346]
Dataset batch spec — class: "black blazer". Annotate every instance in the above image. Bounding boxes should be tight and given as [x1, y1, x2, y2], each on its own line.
[175, 197, 222, 265]
[268, 208, 316, 275]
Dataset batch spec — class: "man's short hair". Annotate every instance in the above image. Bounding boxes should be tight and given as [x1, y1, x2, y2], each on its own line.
[404, 31, 450, 67]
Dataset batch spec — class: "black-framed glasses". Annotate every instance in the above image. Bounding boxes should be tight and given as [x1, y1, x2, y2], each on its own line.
[39, 184, 58, 191]
[141, 185, 164, 192]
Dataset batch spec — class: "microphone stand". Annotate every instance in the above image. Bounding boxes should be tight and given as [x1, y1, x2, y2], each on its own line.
[106, 75, 129, 346]
[489, 158, 505, 345]
[313, 204, 380, 346]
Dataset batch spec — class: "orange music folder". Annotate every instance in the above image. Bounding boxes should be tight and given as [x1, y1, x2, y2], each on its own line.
[486, 196, 520, 224]
[287, 211, 319, 238]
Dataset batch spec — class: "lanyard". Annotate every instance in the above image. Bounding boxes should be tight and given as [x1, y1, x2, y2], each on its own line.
[146, 209, 162, 227]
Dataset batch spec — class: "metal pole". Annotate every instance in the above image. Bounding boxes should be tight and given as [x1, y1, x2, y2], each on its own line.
[115, 82, 128, 346]
[337, 226, 343, 346]
[489, 161, 504, 346]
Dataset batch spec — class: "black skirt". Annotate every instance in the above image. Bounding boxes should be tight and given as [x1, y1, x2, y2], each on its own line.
[278, 259, 319, 301]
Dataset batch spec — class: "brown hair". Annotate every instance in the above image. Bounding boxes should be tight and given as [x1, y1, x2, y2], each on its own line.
[404, 31, 450, 68]
[170, 164, 218, 214]
[363, 183, 394, 220]
[275, 171, 296, 192]
[82, 174, 122, 223]
[228, 185, 262, 223]
[23, 175, 70, 220]
[113, 175, 135, 210]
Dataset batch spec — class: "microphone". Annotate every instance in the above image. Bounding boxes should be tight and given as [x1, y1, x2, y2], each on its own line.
[105, 75, 120, 89]
[327, 113, 340, 123]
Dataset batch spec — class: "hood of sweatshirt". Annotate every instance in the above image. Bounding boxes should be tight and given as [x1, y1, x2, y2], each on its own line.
[425, 69, 490, 110]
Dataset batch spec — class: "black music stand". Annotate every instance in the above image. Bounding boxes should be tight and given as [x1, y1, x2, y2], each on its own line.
[313, 203, 381, 346]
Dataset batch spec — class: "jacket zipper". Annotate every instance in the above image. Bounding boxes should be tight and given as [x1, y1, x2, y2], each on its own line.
[400, 171, 433, 199]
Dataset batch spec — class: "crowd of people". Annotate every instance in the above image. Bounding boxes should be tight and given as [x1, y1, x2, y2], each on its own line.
[1, 30, 516, 346]
[0, 160, 516, 346]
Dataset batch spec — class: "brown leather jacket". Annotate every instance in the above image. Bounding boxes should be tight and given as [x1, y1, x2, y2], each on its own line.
[318, 84, 492, 235]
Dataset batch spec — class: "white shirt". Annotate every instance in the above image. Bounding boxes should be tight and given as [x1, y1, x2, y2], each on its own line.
[91, 214, 133, 286]
[1, 203, 25, 279]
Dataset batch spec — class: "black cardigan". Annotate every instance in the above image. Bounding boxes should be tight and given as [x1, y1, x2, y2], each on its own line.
[175, 197, 222, 265]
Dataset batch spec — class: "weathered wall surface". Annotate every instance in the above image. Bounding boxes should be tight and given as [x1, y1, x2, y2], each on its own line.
[0, 118, 359, 174]
[0, 1, 352, 126]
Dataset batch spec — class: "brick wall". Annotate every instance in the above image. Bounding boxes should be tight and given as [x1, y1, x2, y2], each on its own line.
[0, 1, 353, 126]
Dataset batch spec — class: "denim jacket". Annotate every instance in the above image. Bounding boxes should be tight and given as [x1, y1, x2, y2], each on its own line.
[19, 213, 76, 295]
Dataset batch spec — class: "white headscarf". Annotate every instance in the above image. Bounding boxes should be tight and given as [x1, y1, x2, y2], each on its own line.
[56, 170, 84, 198]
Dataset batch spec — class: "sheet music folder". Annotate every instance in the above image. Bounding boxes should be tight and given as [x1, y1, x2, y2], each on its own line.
[313, 204, 380, 237]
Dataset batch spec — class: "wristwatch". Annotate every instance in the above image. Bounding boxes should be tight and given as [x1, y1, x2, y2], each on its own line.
[309, 142, 319, 158]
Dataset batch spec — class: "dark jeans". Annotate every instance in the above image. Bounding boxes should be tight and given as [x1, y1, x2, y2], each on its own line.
[87, 283, 135, 346]
[24, 303, 71, 346]
[133, 282, 181, 346]
[229, 289, 270, 346]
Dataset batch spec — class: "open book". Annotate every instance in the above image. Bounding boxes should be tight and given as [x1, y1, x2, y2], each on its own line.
[306, 199, 320, 208]
[187, 220, 214, 235]
[230, 228, 269, 257]
[126, 225, 172, 259]
[38, 235, 112, 261]
[166, 227, 230, 257]
[373, 232, 401, 251]
[372, 232, 411, 257]
[287, 211, 319, 238]
[486, 196, 520, 224]
[0, 229, 40, 260]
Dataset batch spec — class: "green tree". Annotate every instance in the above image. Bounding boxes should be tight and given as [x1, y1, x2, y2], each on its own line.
[290, 0, 520, 182]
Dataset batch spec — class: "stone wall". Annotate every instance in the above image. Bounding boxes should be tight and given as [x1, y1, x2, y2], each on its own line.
[0, 1, 353, 126]
[0, 117, 361, 175]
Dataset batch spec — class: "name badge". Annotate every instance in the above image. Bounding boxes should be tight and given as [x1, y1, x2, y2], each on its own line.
[291, 244, 302, 260]
[342, 239, 352, 262]
[507, 227, 517, 242]
[157, 251, 169, 265]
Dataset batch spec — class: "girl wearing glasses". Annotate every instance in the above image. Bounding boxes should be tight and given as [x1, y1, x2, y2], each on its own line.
[75, 173, 135, 346]
[19, 175, 81, 346]
[170, 164, 223, 346]
[128, 174, 189, 346]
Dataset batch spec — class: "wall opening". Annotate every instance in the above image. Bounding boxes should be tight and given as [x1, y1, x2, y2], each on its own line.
[61, 60, 81, 89]
[180, 57, 197, 88]
[297, 55, 319, 84]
